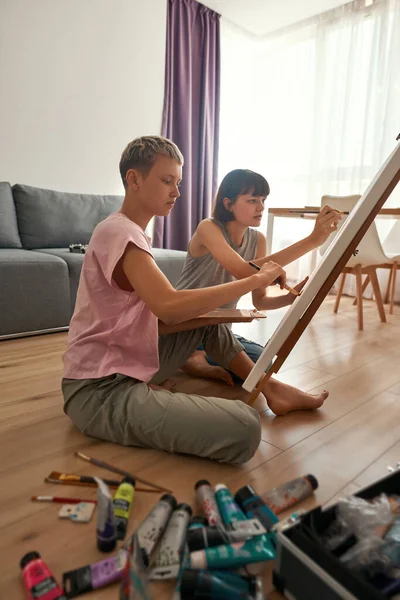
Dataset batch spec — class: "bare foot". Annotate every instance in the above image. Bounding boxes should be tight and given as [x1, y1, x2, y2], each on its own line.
[149, 379, 176, 392]
[182, 350, 234, 387]
[264, 377, 328, 416]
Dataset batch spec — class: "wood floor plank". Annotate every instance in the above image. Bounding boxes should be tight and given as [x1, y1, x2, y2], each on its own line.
[260, 348, 400, 449]
[353, 440, 400, 488]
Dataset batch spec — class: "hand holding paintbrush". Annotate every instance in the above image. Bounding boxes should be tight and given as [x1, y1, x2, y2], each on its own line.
[249, 261, 302, 296]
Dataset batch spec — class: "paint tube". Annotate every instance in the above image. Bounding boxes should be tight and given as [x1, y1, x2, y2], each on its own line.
[133, 493, 177, 561]
[113, 477, 135, 540]
[150, 503, 192, 580]
[262, 474, 318, 515]
[195, 480, 223, 527]
[235, 484, 279, 552]
[214, 483, 264, 537]
[187, 525, 252, 552]
[20, 551, 66, 599]
[235, 484, 279, 531]
[189, 535, 275, 571]
[173, 516, 208, 600]
[180, 569, 258, 599]
[63, 550, 127, 598]
[215, 483, 247, 526]
[120, 532, 153, 600]
[94, 476, 117, 553]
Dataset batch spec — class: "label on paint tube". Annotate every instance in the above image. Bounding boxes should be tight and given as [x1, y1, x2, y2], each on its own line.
[134, 494, 177, 559]
[195, 480, 224, 528]
[150, 503, 192, 580]
[63, 550, 127, 597]
[230, 518, 266, 536]
[94, 477, 117, 553]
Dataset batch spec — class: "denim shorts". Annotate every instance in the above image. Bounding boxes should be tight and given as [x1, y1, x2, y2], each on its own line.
[198, 335, 269, 384]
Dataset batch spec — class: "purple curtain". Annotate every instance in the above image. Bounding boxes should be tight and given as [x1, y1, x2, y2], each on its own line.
[153, 0, 220, 250]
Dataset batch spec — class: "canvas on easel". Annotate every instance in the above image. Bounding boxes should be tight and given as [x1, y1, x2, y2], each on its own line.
[243, 139, 400, 400]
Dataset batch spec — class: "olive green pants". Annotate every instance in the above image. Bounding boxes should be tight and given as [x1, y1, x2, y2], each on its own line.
[62, 324, 261, 464]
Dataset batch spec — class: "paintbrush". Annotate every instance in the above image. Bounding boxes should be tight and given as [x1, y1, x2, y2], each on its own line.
[75, 452, 172, 493]
[45, 471, 162, 493]
[249, 262, 302, 296]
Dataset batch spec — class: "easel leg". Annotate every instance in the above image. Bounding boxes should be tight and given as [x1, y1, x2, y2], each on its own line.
[247, 374, 268, 406]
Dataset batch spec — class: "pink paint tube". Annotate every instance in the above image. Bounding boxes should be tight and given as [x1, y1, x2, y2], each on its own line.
[20, 551, 66, 600]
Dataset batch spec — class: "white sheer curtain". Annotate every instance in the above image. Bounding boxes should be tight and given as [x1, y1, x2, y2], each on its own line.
[219, 0, 400, 296]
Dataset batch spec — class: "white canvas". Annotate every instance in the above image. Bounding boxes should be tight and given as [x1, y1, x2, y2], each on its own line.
[243, 141, 400, 392]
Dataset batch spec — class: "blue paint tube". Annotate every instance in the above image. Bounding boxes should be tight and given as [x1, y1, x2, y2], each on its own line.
[215, 484, 247, 526]
[189, 535, 275, 572]
[94, 477, 117, 553]
[180, 569, 257, 599]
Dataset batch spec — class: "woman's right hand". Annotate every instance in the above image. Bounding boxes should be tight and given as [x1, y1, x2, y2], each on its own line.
[256, 261, 287, 289]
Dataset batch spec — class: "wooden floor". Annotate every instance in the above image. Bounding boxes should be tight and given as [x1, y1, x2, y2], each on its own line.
[1, 295, 400, 599]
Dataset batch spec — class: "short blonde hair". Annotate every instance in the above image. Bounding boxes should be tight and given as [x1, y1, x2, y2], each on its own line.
[119, 135, 184, 187]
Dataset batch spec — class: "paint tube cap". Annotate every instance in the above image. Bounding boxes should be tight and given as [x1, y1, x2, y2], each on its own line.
[234, 484, 257, 508]
[189, 516, 208, 528]
[187, 526, 226, 552]
[176, 503, 193, 517]
[194, 479, 211, 490]
[161, 493, 178, 509]
[20, 551, 40, 570]
[306, 474, 319, 490]
[121, 476, 136, 487]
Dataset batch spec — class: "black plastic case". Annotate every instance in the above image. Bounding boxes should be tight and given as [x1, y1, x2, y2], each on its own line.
[273, 469, 400, 600]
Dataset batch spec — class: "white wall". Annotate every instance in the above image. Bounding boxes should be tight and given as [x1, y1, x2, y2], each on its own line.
[0, 0, 167, 194]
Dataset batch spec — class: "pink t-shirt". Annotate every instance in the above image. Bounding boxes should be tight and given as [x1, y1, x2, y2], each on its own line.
[63, 213, 159, 381]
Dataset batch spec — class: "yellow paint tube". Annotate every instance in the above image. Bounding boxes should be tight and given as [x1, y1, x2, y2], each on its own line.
[113, 477, 135, 540]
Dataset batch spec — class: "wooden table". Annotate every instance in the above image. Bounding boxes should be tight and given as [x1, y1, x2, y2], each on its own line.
[266, 207, 400, 270]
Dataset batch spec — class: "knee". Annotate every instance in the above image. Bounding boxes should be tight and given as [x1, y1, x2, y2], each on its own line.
[232, 406, 261, 464]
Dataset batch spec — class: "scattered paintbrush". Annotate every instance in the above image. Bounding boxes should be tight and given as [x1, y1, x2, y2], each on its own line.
[74, 452, 172, 494]
[249, 262, 302, 296]
[45, 471, 161, 493]
[32, 495, 97, 504]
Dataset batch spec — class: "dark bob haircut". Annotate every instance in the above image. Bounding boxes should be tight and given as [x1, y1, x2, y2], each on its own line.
[212, 169, 270, 222]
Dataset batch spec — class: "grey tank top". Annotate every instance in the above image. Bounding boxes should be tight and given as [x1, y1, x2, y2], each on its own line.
[176, 219, 259, 309]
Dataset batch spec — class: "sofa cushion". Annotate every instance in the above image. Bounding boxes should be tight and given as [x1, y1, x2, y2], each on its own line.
[36, 247, 187, 312]
[0, 182, 22, 248]
[0, 249, 70, 336]
[13, 184, 123, 249]
[152, 248, 186, 287]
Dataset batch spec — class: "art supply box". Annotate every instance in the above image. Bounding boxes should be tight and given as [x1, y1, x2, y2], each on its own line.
[273, 469, 400, 600]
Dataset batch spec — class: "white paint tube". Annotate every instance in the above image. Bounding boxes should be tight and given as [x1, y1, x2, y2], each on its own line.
[150, 503, 192, 580]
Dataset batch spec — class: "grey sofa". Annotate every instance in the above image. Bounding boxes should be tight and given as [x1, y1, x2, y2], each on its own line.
[0, 182, 186, 337]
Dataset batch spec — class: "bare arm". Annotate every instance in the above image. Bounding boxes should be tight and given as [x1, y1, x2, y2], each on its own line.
[121, 244, 285, 325]
[251, 205, 342, 268]
[196, 206, 342, 281]
[252, 235, 309, 310]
